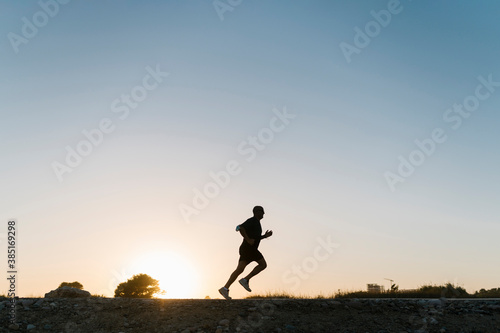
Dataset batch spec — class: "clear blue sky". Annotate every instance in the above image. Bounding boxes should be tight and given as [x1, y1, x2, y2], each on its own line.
[1, 0, 499, 298]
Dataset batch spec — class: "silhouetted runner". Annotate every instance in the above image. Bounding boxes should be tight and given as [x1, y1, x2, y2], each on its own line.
[219, 206, 273, 300]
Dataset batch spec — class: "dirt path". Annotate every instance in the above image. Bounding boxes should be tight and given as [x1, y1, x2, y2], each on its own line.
[2, 297, 500, 332]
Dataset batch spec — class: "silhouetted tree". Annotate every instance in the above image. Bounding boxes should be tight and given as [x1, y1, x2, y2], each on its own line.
[114, 274, 163, 298]
[59, 281, 84, 290]
[474, 288, 500, 298]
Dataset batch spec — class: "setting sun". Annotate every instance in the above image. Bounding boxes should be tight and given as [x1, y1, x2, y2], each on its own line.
[128, 251, 199, 299]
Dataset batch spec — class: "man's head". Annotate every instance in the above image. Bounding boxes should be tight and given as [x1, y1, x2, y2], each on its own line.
[253, 206, 265, 220]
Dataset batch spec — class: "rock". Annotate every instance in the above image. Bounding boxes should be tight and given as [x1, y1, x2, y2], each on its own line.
[27, 324, 36, 330]
[328, 300, 342, 308]
[43, 324, 52, 330]
[8, 323, 19, 330]
[428, 299, 443, 307]
[219, 319, 230, 326]
[44, 286, 91, 298]
[21, 299, 34, 307]
[348, 300, 363, 309]
[33, 299, 44, 307]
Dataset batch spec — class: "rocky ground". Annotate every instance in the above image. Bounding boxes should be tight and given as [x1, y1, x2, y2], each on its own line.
[1, 297, 500, 333]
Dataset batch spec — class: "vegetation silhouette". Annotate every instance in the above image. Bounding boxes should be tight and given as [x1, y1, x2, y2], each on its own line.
[475, 288, 500, 298]
[335, 283, 469, 299]
[58, 281, 84, 290]
[246, 284, 500, 299]
[114, 273, 164, 298]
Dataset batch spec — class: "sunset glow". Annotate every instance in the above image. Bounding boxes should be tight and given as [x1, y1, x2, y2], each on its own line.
[129, 251, 199, 299]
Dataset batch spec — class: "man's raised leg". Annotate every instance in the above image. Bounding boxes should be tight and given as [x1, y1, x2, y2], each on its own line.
[244, 258, 267, 281]
[239, 258, 267, 292]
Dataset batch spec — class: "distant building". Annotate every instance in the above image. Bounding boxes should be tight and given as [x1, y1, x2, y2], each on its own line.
[367, 284, 384, 293]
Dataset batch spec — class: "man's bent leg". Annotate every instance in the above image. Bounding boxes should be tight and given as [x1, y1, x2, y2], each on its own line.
[224, 260, 249, 289]
[244, 258, 267, 281]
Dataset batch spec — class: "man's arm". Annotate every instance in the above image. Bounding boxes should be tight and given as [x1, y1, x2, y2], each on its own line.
[239, 226, 255, 245]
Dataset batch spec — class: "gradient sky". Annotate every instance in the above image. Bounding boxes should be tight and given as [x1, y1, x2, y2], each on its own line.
[1, 0, 499, 299]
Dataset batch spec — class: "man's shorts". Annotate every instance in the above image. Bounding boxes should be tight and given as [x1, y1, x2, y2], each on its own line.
[239, 245, 264, 263]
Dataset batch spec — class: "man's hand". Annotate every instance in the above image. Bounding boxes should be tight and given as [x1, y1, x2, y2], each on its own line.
[263, 230, 273, 239]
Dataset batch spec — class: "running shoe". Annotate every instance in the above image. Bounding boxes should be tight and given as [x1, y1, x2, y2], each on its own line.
[239, 278, 252, 292]
[218, 287, 231, 300]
